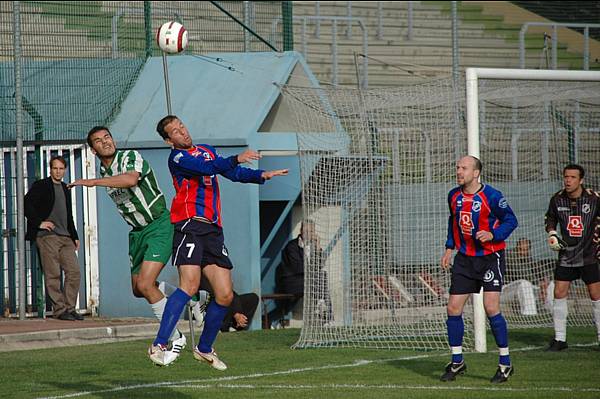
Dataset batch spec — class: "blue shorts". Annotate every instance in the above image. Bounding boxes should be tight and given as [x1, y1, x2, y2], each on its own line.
[450, 250, 505, 294]
[172, 219, 233, 269]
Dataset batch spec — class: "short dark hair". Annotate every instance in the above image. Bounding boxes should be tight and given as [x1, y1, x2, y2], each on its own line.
[156, 115, 179, 140]
[469, 155, 482, 173]
[87, 126, 112, 147]
[49, 155, 67, 168]
[563, 164, 585, 179]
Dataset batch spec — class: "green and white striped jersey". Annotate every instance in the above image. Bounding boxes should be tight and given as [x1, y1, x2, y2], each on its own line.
[100, 150, 167, 229]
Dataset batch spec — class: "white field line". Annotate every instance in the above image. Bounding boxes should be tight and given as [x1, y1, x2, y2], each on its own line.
[37, 343, 600, 399]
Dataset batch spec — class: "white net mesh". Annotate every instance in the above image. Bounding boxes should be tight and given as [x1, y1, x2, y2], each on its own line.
[477, 78, 600, 329]
[282, 75, 600, 350]
[282, 78, 471, 349]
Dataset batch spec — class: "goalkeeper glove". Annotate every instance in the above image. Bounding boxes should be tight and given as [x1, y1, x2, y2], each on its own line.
[548, 230, 567, 251]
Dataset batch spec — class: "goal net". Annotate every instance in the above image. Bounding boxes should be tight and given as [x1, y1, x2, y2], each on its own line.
[469, 70, 600, 332]
[282, 69, 600, 350]
[282, 78, 470, 349]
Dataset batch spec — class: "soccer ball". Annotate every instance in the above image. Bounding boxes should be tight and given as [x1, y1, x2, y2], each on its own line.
[156, 21, 188, 54]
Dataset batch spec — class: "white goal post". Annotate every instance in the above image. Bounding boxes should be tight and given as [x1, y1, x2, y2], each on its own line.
[466, 68, 600, 352]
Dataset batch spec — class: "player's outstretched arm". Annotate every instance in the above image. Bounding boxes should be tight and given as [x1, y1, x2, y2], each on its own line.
[173, 150, 241, 177]
[68, 171, 140, 189]
[261, 169, 289, 180]
[237, 149, 261, 164]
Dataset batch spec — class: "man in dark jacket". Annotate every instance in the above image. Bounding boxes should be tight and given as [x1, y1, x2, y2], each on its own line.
[273, 221, 331, 324]
[24, 156, 82, 321]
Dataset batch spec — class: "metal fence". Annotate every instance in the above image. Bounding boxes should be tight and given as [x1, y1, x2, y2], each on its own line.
[1, 144, 98, 318]
[0, 1, 284, 143]
[291, 1, 600, 88]
[1, 1, 287, 319]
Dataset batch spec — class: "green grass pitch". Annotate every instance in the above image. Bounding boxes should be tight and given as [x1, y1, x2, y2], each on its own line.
[2, 327, 598, 399]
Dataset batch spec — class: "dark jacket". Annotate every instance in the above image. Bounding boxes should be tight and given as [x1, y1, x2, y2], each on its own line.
[24, 177, 79, 243]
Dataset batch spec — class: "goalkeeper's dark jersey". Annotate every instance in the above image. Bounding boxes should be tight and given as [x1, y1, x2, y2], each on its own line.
[545, 187, 600, 267]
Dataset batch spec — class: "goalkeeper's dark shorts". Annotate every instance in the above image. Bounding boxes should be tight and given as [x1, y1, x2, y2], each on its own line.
[554, 264, 600, 284]
[450, 250, 506, 295]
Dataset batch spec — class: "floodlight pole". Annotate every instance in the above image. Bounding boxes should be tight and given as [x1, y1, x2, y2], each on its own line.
[162, 53, 172, 114]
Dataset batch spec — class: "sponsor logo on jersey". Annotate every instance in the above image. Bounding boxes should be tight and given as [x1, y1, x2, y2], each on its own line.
[459, 211, 474, 235]
[107, 187, 131, 204]
[557, 207, 570, 212]
[567, 215, 583, 237]
[191, 148, 201, 157]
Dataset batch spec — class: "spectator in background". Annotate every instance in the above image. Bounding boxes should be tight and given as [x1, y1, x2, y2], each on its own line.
[197, 279, 259, 332]
[25, 156, 82, 321]
[504, 237, 538, 316]
[273, 220, 331, 325]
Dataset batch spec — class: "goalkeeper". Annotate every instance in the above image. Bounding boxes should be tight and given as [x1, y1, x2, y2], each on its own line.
[544, 164, 600, 351]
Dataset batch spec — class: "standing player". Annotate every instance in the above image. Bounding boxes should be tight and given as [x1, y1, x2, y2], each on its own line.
[544, 164, 600, 351]
[148, 115, 288, 369]
[440, 156, 518, 383]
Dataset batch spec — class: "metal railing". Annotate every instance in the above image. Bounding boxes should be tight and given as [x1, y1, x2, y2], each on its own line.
[519, 22, 600, 70]
[272, 15, 369, 88]
[1, 144, 99, 318]
[313, 1, 414, 41]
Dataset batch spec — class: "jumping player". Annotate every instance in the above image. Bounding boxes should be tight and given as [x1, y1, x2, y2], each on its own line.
[70, 126, 193, 361]
[148, 115, 288, 369]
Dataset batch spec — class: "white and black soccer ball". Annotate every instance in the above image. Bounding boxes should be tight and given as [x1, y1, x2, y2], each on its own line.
[156, 21, 188, 54]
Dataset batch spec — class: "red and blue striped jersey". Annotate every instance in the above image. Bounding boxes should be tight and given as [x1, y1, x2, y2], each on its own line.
[445, 184, 518, 256]
[168, 144, 265, 225]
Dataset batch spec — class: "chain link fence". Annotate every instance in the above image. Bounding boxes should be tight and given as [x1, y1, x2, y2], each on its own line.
[0, 1, 284, 143]
[0, 1, 286, 318]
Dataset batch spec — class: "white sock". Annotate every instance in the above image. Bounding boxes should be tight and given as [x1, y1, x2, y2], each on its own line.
[591, 299, 600, 342]
[553, 297, 568, 342]
[157, 280, 178, 297]
[150, 296, 181, 342]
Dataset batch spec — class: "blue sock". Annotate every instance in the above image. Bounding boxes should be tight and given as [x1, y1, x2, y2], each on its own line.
[488, 313, 510, 366]
[197, 300, 229, 353]
[153, 288, 191, 346]
[446, 315, 464, 363]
